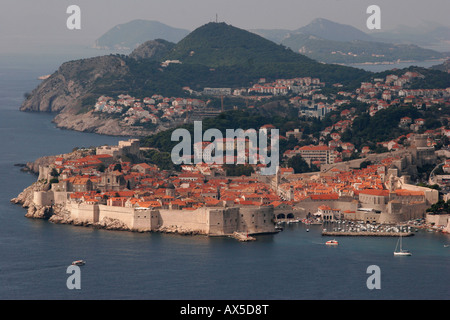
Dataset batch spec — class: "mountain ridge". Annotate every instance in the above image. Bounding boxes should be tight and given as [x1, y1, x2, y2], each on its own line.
[94, 19, 190, 50]
[294, 18, 375, 42]
[281, 33, 448, 64]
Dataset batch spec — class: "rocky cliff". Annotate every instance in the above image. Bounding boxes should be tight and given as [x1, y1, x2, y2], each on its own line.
[20, 53, 168, 137]
[52, 110, 160, 137]
[21, 55, 129, 113]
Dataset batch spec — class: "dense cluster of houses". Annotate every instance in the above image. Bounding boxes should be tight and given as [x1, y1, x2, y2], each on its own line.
[279, 70, 450, 165]
[92, 70, 449, 133]
[286, 71, 450, 119]
[48, 150, 286, 211]
[93, 94, 207, 126]
[43, 137, 445, 229]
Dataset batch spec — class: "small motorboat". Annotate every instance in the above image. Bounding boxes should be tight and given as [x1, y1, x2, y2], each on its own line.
[72, 260, 86, 266]
[325, 239, 338, 246]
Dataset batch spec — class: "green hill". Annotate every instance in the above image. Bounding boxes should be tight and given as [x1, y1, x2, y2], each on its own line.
[163, 22, 317, 67]
[154, 22, 370, 89]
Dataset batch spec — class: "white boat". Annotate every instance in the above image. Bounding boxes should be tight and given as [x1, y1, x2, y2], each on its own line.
[325, 239, 338, 246]
[72, 260, 86, 266]
[394, 235, 411, 256]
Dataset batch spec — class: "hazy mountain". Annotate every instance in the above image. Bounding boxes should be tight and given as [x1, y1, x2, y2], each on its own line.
[370, 23, 450, 46]
[248, 28, 292, 44]
[246, 18, 449, 64]
[248, 18, 374, 44]
[281, 33, 448, 64]
[94, 19, 190, 50]
[294, 18, 375, 42]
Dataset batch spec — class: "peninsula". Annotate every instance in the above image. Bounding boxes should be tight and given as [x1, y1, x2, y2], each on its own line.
[11, 133, 450, 238]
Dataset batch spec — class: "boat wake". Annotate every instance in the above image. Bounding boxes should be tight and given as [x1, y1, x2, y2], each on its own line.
[0, 264, 68, 276]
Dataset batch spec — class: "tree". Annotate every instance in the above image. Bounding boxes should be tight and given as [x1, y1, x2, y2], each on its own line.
[50, 168, 60, 177]
[426, 200, 450, 215]
[360, 160, 372, 169]
[287, 155, 314, 174]
[224, 164, 254, 176]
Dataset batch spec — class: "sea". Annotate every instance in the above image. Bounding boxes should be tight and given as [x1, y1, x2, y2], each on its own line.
[0, 52, 449, 301]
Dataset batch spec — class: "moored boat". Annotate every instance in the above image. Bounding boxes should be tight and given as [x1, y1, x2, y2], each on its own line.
[394, 235, 411, 256]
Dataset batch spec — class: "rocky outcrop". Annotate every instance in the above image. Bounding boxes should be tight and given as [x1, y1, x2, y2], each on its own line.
[21, 55, 129, 113]
[93, 217, 130, 231]
[25, 205, 54, 219]
[52, 111, 157, 137]
[10, 180, 50, 208]
[157, 226, 203, 236]
[19, 54, 150, 137]
[18, 44, 179, 137]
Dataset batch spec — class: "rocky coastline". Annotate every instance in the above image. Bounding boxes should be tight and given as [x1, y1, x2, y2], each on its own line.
[10, 181, 139, 232]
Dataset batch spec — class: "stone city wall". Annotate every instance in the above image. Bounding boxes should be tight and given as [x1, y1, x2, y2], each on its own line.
[67, 202, 276, 236]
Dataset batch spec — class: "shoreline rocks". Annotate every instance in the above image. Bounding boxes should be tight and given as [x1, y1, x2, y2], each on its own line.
[51, 111, 157, 137]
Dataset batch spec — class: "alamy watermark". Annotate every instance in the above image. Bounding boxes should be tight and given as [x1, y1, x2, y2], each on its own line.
[66, 265, 81, 290]
[366, 5, 381, 30]
[366, 265, 381, 290]
[171, 121, 279, 176]
[66, 5, 81, 30]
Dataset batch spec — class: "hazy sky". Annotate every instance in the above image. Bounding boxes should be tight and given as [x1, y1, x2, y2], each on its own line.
[1, 0, 449, 54]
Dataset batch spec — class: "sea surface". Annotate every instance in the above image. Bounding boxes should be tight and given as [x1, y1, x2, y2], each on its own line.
[0, 54, 449, 300]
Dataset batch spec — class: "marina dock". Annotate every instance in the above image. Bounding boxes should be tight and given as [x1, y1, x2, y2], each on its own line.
[322, 231, 414, 237]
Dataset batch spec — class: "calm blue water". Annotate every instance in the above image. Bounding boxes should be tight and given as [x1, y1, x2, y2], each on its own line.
[0, 55, 449, 300]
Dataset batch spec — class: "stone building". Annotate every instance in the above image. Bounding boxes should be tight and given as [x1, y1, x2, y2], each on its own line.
[96, 172, 127, 192]
[96, 139, 141, 158]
